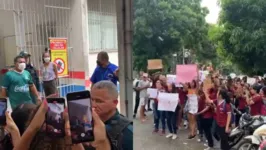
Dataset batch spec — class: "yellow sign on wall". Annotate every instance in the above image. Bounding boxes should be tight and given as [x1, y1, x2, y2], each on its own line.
[49, 38, 68, 77]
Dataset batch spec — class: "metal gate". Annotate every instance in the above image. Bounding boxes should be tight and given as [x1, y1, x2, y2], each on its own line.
[0, 0, 76, 97]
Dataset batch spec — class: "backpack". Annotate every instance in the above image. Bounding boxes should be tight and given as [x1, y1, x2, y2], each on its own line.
[84, 115, 133, 150]
[222, 101, 235, 125]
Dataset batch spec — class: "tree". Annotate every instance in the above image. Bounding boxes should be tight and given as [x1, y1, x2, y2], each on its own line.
[133, 0, 211, 72]
[218, 0, 266, 75]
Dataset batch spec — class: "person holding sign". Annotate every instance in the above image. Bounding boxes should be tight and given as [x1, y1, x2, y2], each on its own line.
[41, 51, 58, 96]
[165, 83, 179, 140]
[153, 80, 166, 135]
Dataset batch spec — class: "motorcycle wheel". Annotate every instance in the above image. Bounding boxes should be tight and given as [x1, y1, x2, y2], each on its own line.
[237, 140, 259, 150]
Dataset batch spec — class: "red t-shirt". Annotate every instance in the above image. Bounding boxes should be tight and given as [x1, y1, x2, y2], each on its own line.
[261, 104, 266, 116]
[237, 96, 247, 110]
[250, 95, 263, 116]
[198, 95, 205, 112]
[202, 104, 213, 119]
[208, 88, 217, 100]
[177, 89, 187, 105]
[216, 101, 232, 127]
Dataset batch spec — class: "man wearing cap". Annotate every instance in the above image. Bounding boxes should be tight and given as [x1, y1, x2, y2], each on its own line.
[19, 51, 41, 104]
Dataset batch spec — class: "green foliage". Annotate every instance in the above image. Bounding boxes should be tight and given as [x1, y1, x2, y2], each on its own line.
[133, 0, 211, 72]
[218, 0, 266, 75]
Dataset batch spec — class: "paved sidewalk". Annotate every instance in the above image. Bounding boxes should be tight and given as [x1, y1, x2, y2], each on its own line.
[134, 112, 207, 150]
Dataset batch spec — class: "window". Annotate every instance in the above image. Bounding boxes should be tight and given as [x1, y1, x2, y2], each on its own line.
[88, 11, 118, 51]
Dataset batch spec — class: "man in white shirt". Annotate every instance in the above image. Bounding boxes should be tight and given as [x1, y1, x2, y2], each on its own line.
[136, 73, 150, 122]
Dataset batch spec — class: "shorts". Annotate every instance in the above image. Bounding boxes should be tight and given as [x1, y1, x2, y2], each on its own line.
[140, 97, 147, 106]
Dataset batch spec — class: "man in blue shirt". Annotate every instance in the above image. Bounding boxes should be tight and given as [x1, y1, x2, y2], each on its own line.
[90, 51, 119, 87]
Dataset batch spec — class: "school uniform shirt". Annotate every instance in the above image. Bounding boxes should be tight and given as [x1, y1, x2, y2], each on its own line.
[202, 103, 213, 119]
[198, 95, 205, 113]
[261, 103, 266, 116]
[208, 88, 218, 100]
[250, 95, 263, 116]
[237, 96, 247, 110]
[90, 62, 118, 85]
[216, 100, 231, 127]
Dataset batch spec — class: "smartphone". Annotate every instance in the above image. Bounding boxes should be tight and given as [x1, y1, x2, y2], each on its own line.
[0, 98, 7, 125]
[46, 98, 65, 138]
[66, 91, 94, 143]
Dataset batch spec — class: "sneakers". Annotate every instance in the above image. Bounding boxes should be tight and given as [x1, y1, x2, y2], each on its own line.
[204, 147, 212, 150]
[166, 133, 173, 138]
[172, 134, 177, 140]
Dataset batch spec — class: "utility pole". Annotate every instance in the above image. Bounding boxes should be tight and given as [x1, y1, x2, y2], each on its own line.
[116, 0, 133, 120]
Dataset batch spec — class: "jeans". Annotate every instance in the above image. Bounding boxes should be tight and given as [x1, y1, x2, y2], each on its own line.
[217, 125, 230, 150]
[166, 106, 179, 134]
[197, 115, 204, 136]
[134, 97, 140, 115]
[202, 118, 214, 147]
[153, 103, 166, 130]
[211, 119, 220, 141]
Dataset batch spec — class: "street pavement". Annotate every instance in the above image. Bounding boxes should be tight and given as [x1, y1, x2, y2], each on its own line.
[134, 111, 207, 150]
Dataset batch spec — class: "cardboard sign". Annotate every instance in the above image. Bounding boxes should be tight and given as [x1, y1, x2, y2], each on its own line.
[176, 64, 198, 83]
[166, 74, 176, 84]
[158, 92, 179, 112]
[147, 88, 158, 99]
[147, 59, 163, 70]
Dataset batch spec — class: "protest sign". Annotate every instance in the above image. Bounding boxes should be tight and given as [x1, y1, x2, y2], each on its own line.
[147, 59, 163, 70]
[199, 70, 209, 82]
[147, 88, 158, 99]
[157, 93, 179, 112]
[176, 64, 198, 83]
[247, 77, 256, 85]
[166, 74, 176, 84]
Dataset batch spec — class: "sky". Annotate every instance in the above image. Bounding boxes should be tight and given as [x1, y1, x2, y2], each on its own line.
[201, 0, 221, 24]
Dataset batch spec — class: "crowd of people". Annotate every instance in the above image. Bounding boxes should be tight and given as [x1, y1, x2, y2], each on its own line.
[134, 69, 266, 150]
[0, 50, 133, 150]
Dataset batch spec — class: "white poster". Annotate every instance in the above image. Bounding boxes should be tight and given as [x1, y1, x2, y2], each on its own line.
[147, 88, 158, 99]
[157, 93, 179, 112]
[187, 94, 198, 114]
[199, 70, 209, 82]
[247, 77, 256, 85]
[167, 74, 176, 84]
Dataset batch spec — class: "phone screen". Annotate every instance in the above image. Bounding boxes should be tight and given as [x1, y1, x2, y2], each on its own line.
[68, 97, 94, 143]
[46, 98, 65, 138]
[0, 99, 7, 125]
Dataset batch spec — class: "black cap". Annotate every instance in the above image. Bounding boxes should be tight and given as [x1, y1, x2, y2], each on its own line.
[19, 51, 31, 57]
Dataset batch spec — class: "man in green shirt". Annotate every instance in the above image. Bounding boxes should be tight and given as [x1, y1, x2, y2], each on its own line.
[1, 55, 41, 109]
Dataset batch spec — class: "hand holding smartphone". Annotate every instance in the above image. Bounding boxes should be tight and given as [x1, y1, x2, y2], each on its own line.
[46, 98, 65, 138]
[66, 90, 94, 144]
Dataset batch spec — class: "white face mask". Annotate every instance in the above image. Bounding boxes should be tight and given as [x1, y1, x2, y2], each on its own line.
[18, 63, 26, 71]
[44, 57, 50, 63]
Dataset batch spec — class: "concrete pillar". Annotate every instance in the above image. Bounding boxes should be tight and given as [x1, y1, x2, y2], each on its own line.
[116, 0, 133, 120]
[13, 11, 26, 52]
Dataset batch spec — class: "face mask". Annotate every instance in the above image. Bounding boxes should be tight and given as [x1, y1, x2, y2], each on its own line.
[44, 57, 50, 63]
[18, 63, 26, 71]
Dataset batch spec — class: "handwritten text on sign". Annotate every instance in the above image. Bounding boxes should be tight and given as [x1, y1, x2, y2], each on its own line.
[158, 93, 179, 112]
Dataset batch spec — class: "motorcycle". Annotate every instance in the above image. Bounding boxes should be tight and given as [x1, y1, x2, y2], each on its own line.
[228, 113, 263, 148]
[236, 116, 266, 150]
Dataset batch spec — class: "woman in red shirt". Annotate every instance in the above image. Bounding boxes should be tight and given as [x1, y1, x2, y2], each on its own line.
[246, 85, 263, 116]
[197, 90, 214, 149]
[259, 86, 266, 116]
[214, 89, 232, 150]
[176, 85, 188, 128]
[235, 85, 247, 126]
